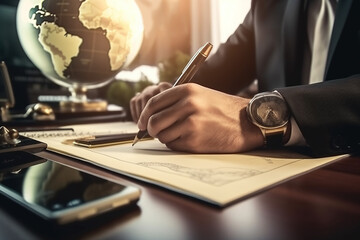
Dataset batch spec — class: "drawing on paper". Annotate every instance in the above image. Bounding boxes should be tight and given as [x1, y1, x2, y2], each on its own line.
[137, 162, 263, 186]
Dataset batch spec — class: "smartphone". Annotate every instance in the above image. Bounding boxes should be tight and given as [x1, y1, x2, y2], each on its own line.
[0, 151, 141, 225]
[0, 135, 47, 154]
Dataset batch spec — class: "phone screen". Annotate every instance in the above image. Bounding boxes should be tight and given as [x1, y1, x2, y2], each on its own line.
[0, 151, 140, 224]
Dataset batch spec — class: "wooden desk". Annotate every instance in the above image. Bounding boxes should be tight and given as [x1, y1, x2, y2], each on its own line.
[0, 150, 359, 240]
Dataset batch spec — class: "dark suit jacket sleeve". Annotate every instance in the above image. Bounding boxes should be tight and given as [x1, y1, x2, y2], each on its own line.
[192, 0, 360, 157]
[277, 76, 360, 157]
[278, 0, 360, 157]
[192, 7, 257, 95]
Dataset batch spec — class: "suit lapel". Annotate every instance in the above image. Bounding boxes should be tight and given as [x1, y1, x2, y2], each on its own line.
[325, 0, 354, 79]
[282, 0, 308, 86]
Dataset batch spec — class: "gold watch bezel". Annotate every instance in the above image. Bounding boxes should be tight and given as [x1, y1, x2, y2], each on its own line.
[246, 91, 290, 146]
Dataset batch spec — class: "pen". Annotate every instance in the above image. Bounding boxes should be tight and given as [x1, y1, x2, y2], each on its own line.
[19, 127, 74, 132]
[132, 42, 213, 146]
[73, 133, 152, 148]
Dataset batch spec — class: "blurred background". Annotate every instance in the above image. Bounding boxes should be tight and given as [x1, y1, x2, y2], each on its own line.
[0, 0, 250, 119]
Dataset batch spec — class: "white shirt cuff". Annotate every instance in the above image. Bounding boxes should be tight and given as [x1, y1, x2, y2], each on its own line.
[285, 117, 307, 146]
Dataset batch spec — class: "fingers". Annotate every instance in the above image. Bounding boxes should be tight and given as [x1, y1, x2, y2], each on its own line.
[160, 115, 203, 153]
[129, 92, 138, 122]
[129, 82, 172, 123]
[132, 82, 265, 154]
[130, 92, 141, 122]
[137, 84, 196, 131]
[158, 82, 172, 91]
[146, 97, 193, 137]
[156, 114, 194, 146]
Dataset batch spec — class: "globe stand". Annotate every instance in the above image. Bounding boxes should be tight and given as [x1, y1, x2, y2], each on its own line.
[59, 86, 108, 112]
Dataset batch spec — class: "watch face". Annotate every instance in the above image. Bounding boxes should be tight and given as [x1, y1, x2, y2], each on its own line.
[249, 94, 289, 128]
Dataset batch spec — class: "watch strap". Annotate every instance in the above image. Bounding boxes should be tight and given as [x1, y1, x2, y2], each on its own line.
[261, 125, 288, 148]
[264, 132, 284, 148]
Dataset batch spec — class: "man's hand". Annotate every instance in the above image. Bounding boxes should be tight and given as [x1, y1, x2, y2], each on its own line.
[137, 83, 264, 153]
[130, 82, 172, 122]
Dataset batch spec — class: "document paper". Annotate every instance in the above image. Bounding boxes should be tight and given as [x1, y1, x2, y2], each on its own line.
[23, 122, 345, 207]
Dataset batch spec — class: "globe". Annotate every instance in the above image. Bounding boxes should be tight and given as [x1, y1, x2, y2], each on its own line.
[16, 0, 143, 108]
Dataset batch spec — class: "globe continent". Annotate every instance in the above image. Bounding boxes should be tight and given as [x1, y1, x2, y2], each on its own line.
[16, 0, 143, 89]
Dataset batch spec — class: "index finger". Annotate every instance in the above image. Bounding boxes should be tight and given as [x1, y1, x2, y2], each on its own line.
[137, 86, 185, 130]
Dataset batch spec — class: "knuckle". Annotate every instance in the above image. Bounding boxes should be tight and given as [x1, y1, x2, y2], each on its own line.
[186, 115, 196, 128]
[146, 96, 157, 109]
[147, 115, 160, 135]
[148, 114, 157, 125]
[143, 85, 155, 93]
[183, 83, 197, 94]
[130, 97, 137, 105]
[143, 91, 154, 99]
[158, 82, 168, 87]
[140, 98, 147, 109]
[183, 98, 197, 110]
[158, 82, 172, 90]
[186, 115, 201, 131]
[186, 115, 205, 136]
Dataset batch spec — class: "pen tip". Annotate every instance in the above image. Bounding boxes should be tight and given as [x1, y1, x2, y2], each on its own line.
[132, 136, 139, 146]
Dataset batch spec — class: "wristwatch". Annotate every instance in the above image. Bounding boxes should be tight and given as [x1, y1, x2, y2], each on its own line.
[246, 91, 290, 148]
